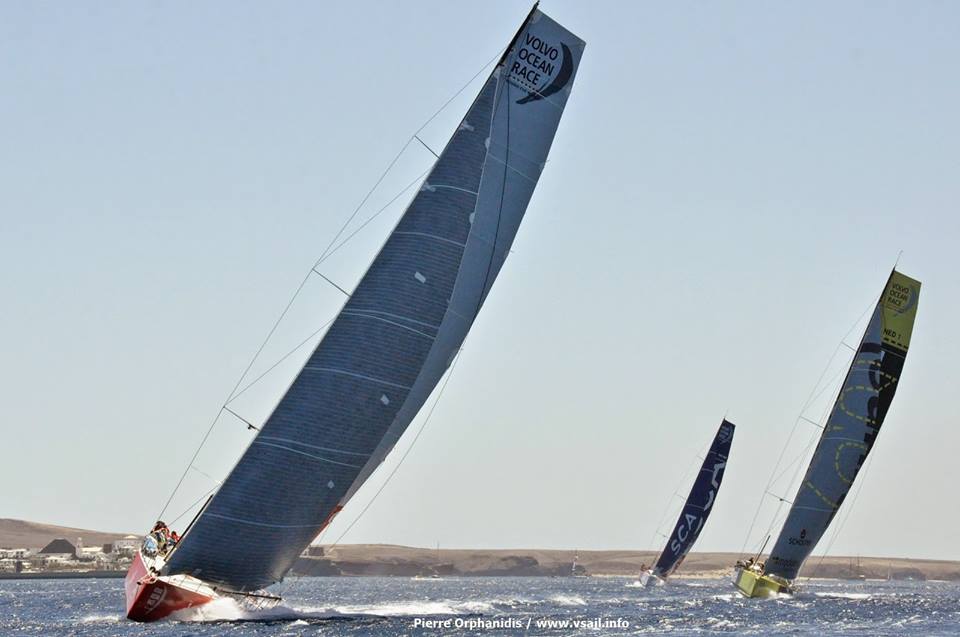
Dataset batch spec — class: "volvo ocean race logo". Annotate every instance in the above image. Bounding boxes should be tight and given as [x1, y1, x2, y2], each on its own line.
[887, 280, 917, 315]
[509, 32, 573, 104]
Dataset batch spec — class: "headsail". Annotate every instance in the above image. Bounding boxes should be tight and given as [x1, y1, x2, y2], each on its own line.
[163, 9, 585, 591]
[651, 420, 735, 579]
[764, 269, 920, 580]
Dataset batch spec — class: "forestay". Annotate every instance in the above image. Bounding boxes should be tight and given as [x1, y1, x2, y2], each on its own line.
[765, 270, 921, 580]
[652, 420, 735, 579]
[164, 8, 585, 591]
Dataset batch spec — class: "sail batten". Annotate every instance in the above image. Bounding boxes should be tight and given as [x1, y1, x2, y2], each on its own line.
[164, 10, 584, 591]
[764, 269, 921, 581]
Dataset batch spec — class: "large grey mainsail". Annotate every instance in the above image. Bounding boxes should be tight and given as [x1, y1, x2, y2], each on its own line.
[764, 270, 921, 581]
[164, 9, 585, 591]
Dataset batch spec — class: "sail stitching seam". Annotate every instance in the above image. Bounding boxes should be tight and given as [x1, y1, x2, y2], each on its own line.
[302, 366, 413, 390]
[257, 436, 369, 457]
[340, 310, 438, 340]
[251, 441, 362, 468]
[393, 231, 467, 248]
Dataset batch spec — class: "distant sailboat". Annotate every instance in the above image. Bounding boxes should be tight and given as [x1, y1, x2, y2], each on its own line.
[413, 541, 443, 580]
[571, 549, 588, 577]
[733, 269, 921, 598]
[124, 5, 584, 622]
[639, 420, 735, 587]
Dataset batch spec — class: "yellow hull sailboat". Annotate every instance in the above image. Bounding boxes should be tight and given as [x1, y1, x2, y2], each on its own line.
[732, 564, 790, 598]
[732, 269, 920, 599]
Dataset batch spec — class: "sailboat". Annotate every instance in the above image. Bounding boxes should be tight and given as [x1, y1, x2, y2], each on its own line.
[571, 549, 588, 577]
[639, 419, 735, 587]
[123, 5, 584, 622]
[733, 269, 920, 598]
[411, 542, 443, 580]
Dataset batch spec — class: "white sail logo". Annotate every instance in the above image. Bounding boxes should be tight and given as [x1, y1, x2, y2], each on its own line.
[510, 32, 574, 105]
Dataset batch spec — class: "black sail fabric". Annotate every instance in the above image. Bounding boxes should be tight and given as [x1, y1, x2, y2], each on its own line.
[164, 10, 585, 591]
[652, 420, 735, 578]
[765, 270, 921, 581]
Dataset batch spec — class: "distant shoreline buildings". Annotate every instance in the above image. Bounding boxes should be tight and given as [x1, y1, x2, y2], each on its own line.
[0, 535, 140, 574]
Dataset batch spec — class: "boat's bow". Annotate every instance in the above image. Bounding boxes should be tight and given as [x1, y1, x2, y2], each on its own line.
[638, 569, 664, 588]
[124, 550, 217, 622]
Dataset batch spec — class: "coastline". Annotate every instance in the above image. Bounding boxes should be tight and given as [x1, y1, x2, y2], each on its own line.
[0, 570, 124, 580]
[4, 546, 959, 582]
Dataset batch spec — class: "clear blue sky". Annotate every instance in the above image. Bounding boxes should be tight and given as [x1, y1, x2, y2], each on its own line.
[2, 1, 958, 561]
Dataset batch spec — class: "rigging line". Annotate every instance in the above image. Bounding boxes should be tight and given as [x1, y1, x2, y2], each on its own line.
[738, 297, 877, 556]
[768, 366, 852, 499]
[765, 432, 818, 503]
[647, 435, 712, 552]
[761, 425, 820, 543]
[314, 45, 503, 267]
[758, 295, 877, 549]
[758, 402, 827, 551]
[800, 364, 851, 422]
[756, 500, 786, 554]
[224, 406, 260, 431]
[157, 408, 227, 521]
[315, 168, 432, 265]
[766, 365, 849, 494]
[315, 139, 414, 264]
[325, 349, 466, 549]
[310, 269, 351, 298]
[799, 415, 824, 429]
[157, 266, 321, 518]
[414, 135, 439, 159]
[169, 485, 219, 527]
[227, 194, 484, 409]
[189, 465, 223, 487]
[227, 319, 334, 405]
[413, 48, 505, 139]
[739, 352, 842, 556]
[156, 48, 506, 523]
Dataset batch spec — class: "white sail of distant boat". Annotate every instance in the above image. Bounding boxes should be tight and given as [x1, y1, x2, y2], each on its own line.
[571, 549, 588, 577]
[733, 269, 921, 598]
[414, 541, 442, 580]
[123, 4, 585, 621]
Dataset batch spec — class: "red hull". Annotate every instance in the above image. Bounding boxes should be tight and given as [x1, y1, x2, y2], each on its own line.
[124, 552, 215, 622]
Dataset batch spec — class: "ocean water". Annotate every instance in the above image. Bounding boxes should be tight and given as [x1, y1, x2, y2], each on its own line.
[2, 576, 959, 636]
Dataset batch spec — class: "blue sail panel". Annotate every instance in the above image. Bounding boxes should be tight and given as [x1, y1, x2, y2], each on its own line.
[652, 420, 735, 578]
[164, 9, 585, 592]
